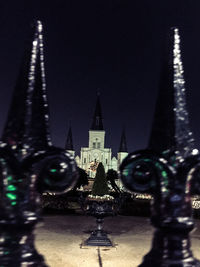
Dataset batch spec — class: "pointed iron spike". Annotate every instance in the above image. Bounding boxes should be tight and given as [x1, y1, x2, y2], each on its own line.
[148, 27, 195, 160]
[2, 22, 40, 151]
[29, 20, 52, 151]
[36, 20, 43, 32]
[2, 20, 51, 159]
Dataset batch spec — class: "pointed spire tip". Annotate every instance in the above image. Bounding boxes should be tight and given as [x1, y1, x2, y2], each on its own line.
[148, 26, 195, 158]
[37, 20, 43, 32]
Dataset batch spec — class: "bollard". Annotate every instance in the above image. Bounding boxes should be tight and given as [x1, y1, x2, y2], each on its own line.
[120, 28, 200, 267]
[0, 21, 78, 266]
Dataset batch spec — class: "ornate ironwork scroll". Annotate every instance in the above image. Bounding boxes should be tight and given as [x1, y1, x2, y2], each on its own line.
[120, 28, 200, 267]
[0, 21, 78, 266]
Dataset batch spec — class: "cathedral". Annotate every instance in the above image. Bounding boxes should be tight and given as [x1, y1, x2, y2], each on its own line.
[65, 94, 128, 178]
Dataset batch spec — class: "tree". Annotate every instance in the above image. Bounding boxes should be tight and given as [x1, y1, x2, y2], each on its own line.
[91, 162, 109, 196]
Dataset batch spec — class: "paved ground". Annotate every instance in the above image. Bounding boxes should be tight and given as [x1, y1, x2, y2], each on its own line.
[35, 215, 200, 267]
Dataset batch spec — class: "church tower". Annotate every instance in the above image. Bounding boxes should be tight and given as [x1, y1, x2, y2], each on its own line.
[65, 125, 75, 157]
[89, 93, 105, 152]
[117, 129, 128, 170]
[79, 93, 113, 177]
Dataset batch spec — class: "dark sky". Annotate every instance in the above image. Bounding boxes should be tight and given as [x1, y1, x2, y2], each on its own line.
[0, 1, 200, 155]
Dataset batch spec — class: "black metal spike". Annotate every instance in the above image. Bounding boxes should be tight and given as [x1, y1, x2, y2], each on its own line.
[149, 28, 195, 160]
[120, 27, 200, 267]
[2, 21, 51, 159]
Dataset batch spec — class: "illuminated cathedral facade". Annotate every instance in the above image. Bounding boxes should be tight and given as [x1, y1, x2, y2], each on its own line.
[65, 94, 128, 178]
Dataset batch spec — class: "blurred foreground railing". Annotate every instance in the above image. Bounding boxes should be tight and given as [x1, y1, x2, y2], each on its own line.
[120, 28, 200, 267]
[0, 21, 78, 266]
[1, 20, 200, 267]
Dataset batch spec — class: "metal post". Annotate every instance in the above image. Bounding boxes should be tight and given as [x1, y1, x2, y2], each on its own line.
[0, 21, 78, 266]
[120, 28, 200, 267]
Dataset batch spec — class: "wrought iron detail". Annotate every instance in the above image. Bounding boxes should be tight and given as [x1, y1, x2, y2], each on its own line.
[120, 28, 200, 267]
[0, 21, 78, 266]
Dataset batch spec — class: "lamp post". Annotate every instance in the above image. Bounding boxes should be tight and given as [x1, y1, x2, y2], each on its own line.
[0, 21, 78, 266]
[120, 28, 200, 267]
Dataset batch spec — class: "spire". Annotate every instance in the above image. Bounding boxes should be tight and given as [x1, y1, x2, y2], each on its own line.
[119, 128, 128, 152]
[2, 20, 51, 157]
[149, 28, 195, 159]
[90, 92, 104, 130]
[65, 125, 74, 151]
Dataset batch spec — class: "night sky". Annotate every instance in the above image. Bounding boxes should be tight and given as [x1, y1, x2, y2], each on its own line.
[0, 1, 200, 156]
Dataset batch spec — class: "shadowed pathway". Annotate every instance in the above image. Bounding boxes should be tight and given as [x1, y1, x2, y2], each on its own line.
[35, 215, 200, 267]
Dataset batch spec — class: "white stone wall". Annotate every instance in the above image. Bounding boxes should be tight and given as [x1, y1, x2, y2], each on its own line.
[73, 129, 127, 179]
[111, 157, 117, 171]
[75, 155, 80, 166]
[89, 130, 105, 149]
[75, 128, 118, 177]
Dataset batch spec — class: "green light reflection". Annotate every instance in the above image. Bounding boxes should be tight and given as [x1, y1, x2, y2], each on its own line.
[50, 169, 57, 173]
[7, 185, 16, 191]
[136, 171, 144, 176]
[161, 171, 167, 178]
[7, 175, 13, 181]
[143, 159, 151, 162]
[6, 193, 17, 200]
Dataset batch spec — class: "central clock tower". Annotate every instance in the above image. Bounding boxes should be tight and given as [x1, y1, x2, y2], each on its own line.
[66, 93, 128, 183]
[89, 92, 105, 163]
[87, 93, 107, 176]
[79, 93, 112, 177]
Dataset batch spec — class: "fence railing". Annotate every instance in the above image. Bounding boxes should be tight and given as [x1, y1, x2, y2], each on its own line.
[1, 21, 200, 267]
[120, 28, 200, 266]
[0, 20, 78, 266]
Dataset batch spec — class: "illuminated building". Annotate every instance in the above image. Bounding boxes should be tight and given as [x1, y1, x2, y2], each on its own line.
[66, 94, 128, 178]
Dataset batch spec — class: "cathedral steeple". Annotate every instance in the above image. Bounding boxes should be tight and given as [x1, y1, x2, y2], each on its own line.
[65, 125, 74, 151]
[117, 128, 128, 170]
[90, 93, 104, 130]
[119, 129, 128, 152]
